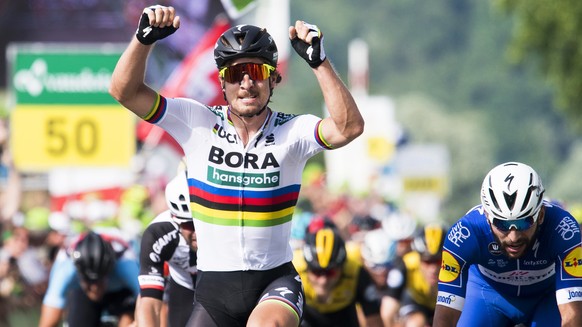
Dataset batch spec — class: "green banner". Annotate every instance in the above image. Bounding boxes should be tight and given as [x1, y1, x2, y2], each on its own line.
[8, 43, 125, 105]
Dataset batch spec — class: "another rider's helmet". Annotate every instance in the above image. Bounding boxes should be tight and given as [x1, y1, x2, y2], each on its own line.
[381, 210, 417, 241]
[165, 171, 192, 225]
[303, 227, 347, 271]
[480, 162, 545, 223]
[361, 229, 397, 267]
[72, 231, 116, 282]
[214, 24, 278, 68]
[411, 222, 447, 262]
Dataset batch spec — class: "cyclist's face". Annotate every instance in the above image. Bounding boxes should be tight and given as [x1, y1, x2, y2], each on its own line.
[365, 265, 389, 288]
[489, 209, 544, 259]
[180, 226, 197, 252]
[80, 278, 107, 301]
[420, 258, 441, 286]
[307, 268, 342, 299]
[221, 58, 275, 117]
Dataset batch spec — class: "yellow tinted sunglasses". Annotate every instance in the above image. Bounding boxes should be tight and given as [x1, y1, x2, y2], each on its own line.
[219, 63, 275, 83]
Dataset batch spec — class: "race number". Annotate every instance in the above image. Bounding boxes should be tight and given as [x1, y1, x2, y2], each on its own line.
[11, 105, 135, 170]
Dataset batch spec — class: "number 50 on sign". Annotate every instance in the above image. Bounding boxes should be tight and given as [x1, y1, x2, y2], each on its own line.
[11, 105, 135, 171]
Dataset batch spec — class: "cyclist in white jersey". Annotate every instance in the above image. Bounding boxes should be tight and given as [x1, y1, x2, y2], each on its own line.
[110, 5, 364, 327]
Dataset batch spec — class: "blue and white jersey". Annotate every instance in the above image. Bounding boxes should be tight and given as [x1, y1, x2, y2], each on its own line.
[42, 232, 140, 309]
[437, 201, 582, 311]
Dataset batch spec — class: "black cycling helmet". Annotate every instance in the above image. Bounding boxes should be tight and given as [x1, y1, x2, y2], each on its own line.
[214, 24, 278, 68]
[303, 227, 347, 271]
[72, 231, 116, 282]
[412, 222, 447, 262]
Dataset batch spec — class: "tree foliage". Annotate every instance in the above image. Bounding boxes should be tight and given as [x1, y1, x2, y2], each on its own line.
[285, 0, 580, 215]
[495, 0, 582, 131]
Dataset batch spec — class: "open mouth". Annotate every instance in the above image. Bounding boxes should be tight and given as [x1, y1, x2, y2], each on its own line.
[505, 243, 525, 254]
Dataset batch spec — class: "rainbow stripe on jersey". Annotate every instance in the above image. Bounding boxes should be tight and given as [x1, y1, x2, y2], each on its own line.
[188, 179, 300, 227]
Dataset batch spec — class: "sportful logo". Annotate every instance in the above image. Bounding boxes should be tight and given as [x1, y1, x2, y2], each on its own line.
[265, 133, 275, 146]
[13, 59, 111, 97]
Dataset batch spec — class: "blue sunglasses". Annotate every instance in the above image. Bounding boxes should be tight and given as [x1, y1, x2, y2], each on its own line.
[492, 216, 536, 232]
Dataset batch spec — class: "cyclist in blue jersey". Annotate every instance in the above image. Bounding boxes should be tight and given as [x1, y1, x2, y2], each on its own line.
[433, 162, 582, 327]
[109, 5, 364, 327]
[39, 230, 140, 327]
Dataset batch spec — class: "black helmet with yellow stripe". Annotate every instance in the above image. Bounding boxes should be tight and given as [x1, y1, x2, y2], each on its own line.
[303, 227, 347, 271]
[412, 222, 447, 262]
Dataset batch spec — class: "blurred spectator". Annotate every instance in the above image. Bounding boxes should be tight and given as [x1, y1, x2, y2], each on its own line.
[0, 226, 49, 325]
[0, 118, 22, 224]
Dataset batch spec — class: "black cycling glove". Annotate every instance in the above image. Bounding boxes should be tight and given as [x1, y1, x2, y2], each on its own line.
[291, 22, 326, 68]
[135, 7, 178, 45]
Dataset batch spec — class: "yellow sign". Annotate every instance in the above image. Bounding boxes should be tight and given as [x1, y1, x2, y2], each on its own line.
[402, 176, 448, 196]
[11, 105, 135, 170]
[366, 136, 395, 162]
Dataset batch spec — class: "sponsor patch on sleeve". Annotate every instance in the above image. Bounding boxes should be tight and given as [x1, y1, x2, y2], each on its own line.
[557, 287, 582, 304]
[563, 246, 582, 278]
[439, 250, 461, 283]
[436, 291, 465, 311]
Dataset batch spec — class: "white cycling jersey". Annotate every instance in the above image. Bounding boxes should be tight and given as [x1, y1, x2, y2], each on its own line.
[147, 94, 331, 271]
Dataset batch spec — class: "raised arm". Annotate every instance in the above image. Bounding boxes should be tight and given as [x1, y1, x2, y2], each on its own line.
[314, 60, 364, 149]
[109, 6, 180, 117]
[289, 21, 364, 149]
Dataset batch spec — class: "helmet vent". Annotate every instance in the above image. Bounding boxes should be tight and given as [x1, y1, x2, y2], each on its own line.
[219, 36, 232, 48]
[489, 188, 500, 211]
[503, 191, 517, 211]
[520, 186, 534, 212]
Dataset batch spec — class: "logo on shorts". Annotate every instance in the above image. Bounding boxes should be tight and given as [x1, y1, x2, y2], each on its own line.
[563, 246, 582, 277]
[439, 250, 461, 283]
